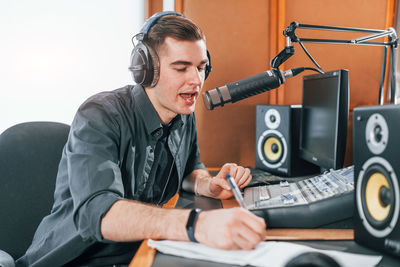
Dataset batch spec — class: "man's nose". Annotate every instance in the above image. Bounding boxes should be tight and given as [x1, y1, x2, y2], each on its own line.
[188, 67, 202, 85]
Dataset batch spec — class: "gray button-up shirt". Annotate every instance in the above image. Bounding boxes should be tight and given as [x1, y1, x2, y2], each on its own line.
[17, 84, 205, 266]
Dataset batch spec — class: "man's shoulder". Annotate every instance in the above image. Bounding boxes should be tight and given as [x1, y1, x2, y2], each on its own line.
[72, 85, 137, 131]
[77, 85, 136, 114]
[83, 85, 134, 106]
[74, 85, 137, 124]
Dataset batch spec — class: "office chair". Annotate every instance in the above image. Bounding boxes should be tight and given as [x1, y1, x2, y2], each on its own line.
[0, 121, 70, 267]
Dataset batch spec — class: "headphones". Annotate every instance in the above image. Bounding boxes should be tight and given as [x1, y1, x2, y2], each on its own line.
[129, 11, 212, 87]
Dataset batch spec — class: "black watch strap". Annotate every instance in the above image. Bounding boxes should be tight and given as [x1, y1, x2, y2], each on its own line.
[186, 208, 202, 243]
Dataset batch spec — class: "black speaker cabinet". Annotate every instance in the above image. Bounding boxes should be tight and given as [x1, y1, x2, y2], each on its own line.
[354, 104, 400, 257]
[255, 105, 319, 177]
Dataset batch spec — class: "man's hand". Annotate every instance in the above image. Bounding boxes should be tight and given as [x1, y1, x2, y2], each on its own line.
[195, 208, 267, 250]
[209, 163, 252, 199]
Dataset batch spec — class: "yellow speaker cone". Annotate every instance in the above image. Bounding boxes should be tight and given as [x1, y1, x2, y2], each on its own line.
[365, 172, 391, 222]
[263, 137, 282, 162]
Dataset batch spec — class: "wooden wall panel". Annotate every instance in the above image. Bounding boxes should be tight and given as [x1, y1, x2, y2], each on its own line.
[147, 0, 163, 17]
[183, 0, 271, 167]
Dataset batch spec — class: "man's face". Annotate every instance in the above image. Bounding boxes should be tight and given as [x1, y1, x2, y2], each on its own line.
[145, 37, 208, 124]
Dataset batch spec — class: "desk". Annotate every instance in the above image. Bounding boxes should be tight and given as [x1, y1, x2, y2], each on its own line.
[131, 191, 400, 267]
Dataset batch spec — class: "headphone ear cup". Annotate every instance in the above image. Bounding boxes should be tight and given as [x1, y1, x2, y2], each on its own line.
[147, 45, 160, 87]
[129, 42, 154, 86]
[205, 50, 212, 80]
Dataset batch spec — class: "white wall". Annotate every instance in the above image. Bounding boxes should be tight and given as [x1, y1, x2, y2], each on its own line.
[0, 0, 145, 133]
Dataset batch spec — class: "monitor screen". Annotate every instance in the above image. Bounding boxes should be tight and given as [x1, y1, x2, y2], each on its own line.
[299, 69, 349, 171]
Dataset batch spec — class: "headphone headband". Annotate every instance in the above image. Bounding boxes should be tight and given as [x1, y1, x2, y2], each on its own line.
[140, 11, 185, 35]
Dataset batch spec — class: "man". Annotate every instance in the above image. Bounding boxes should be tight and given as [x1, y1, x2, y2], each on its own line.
[17, 12, 266, 267]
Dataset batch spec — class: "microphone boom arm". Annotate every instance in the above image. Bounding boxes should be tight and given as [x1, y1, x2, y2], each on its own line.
[285, 22, 398, 46]
[277, 21, 398, 104]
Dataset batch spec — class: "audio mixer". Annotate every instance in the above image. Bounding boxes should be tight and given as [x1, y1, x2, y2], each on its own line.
[244, 166, 354, 228]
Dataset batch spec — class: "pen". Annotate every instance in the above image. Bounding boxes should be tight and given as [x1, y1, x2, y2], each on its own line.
[226, 174, 248, 209]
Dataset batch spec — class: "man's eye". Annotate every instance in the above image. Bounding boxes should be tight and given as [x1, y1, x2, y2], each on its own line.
[176, 68, 186, 72]
[198, 66, 205, 71]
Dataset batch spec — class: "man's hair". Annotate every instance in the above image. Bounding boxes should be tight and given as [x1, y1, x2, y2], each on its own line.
[144, 15, 205, 53]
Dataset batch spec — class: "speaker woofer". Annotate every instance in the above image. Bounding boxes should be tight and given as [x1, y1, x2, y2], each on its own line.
[363, 166, 394, 228]
[263, 135, 283, 163]
[357, 156, 400, 238]
[257, 129, 287, 169]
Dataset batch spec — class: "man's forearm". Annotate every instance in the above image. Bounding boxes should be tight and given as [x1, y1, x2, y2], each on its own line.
[100, 199, 191, 242]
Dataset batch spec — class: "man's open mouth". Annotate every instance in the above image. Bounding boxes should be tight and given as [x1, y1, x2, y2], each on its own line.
[179, 92, 198, 104]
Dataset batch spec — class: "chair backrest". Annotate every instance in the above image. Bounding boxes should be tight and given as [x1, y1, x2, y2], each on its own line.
[0, 121, 70, 260]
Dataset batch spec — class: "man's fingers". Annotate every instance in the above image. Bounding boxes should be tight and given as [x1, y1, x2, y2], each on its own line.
[196, 208, 265, 251]
[241, 210, 267, 237]
[233, 223, 264, 250]
[240, 174, 252, 188]
[212, 176, 231, 190]
[231, 232, 256, 250]
[229, 213, 265, 250]
[237, 167, 251, 187]
[222, 163, 237, 172]
[232, 167, 244, 181]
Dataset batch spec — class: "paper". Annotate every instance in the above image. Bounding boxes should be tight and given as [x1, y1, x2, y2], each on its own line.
[148, 239, 382, 267]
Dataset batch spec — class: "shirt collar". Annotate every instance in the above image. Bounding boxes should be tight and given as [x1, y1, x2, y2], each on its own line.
[168, 115, 184, 132]
[132, 84, 184, 137]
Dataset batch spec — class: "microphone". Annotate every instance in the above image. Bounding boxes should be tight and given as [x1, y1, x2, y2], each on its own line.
[202, 68, 303, 110]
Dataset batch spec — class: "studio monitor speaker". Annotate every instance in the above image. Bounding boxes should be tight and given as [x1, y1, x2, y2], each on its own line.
[255, 105, 319, 177]
[354, 104, 400, 257]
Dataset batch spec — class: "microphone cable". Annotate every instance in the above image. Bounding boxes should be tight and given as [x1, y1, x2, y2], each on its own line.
[284, 67, 325, 78]
[379, 46, 387, 104]
[298, 40, 325, 74]
[303, 67, 324, 74]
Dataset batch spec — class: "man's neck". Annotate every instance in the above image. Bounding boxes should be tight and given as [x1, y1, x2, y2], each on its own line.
[144, 87, 176, 124]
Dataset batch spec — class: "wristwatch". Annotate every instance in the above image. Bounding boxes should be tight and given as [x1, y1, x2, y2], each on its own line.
[186, 208, 202, 242]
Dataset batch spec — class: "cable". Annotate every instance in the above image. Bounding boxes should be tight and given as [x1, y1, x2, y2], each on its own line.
[379, 46, 387, 105]
[298, 40, 325, 73]
[390, 45, 396, 104]
[303, 67, 324, 74]
[285, 67, 324, 78]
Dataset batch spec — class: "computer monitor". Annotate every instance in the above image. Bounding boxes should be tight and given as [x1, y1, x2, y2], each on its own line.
[299, 69, 349, 171]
